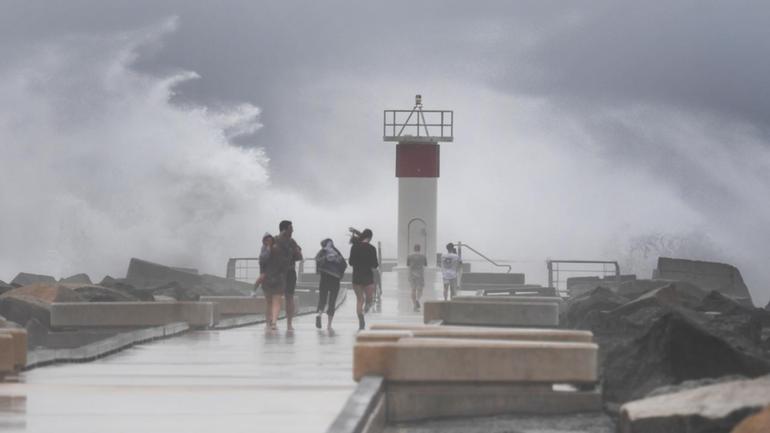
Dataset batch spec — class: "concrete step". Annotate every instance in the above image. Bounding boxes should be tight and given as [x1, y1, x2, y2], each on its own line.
[0, 328, 27, 369]
[424, 299, 559, 327]
[365, 324, 593, 343]
[354, 337, 598, 383]
[50, 302, 215, 328]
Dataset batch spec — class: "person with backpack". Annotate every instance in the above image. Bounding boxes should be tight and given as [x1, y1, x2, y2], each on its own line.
[314, 238, 347, 330]
[348, 228, 378, 330]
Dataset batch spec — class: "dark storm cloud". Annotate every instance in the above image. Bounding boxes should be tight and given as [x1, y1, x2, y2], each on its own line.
[2, 1, 769, 302]
[507, 1, 770, 128]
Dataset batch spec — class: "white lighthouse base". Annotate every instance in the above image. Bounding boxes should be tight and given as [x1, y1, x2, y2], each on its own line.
[397, 177, 438, 267]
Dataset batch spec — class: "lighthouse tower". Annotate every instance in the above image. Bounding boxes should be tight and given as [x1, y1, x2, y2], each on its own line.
[384, 95, 453, 266]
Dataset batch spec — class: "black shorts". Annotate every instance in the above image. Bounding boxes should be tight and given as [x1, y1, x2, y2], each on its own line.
[285, 269, 297, 295]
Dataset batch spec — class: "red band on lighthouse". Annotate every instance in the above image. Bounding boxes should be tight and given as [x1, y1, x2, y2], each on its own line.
[395, 143, 440, 178]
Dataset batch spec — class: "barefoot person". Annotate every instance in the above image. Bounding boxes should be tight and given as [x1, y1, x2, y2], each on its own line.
[349, 228, 378, 330]
[314, 238, 347, 330]
[260, 234, 287, 331]
[275, 220, 302, 331]
[441, 242, 462, 300]
[254, 233, 273, 297]
[407, 244, 428, 311]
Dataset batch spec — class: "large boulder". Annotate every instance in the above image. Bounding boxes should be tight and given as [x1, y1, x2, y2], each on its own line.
[0, 280, 12, 295]
[732, 405, 770, 433]
[562, 286, 629, 329]
[150, 281, 201, 301]
[66, 284, 139, 302]
[0, 294, 53, 328]
[2, 283, 84, 303]
[10, 272, 56, 288]
[0, 283, 85, 328]
[617, 279, 675, 301]
[657, 257, 753, 307]
[99, 276, 154, 301]
[604, 311, 770, 404]
[619, 375, 770, 433]
[60, 273, 92, 285]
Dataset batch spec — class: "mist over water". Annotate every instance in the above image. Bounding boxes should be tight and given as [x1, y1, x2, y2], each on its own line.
[0, 12, 768, 306]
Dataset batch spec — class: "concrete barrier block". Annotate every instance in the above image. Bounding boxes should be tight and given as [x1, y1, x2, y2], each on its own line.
[50, 302, 215, 328]
[424, 300, 559, 327]
[369, 324, 593, 343]
[199, 296, 266, 315]
[0, 328, 27, 369]
[353, 343, 397, 381]
[356, 330, 415, 343]
[423, 301, 448, 324]
[387, 382, 602, 422]
[453, 295, 565, 313]
[354, 338, 598, 383]
[0, 333, 15, 375]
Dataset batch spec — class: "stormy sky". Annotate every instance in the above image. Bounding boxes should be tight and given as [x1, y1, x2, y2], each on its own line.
[1, 1, 768, 304]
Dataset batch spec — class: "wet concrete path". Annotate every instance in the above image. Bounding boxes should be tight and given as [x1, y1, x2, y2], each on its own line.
[1, 272, 441, 433]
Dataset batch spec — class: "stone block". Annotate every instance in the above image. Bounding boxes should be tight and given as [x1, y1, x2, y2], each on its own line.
[50, 302, 215, 328]
[0, 328, 27, 369]
[354, 337, 598, 383]
[423, 300, 559, 327]
[10, 273, 56, 287]
[422, 300, 448, 323]
[0, 333, 15, 375]
[356, 330, 415, 342]
[59, 273, 92, 285]
[369, 324, 593, 343]
[620, 375, 770, 433]
[657, 257, 752, 305]
[387, 382, 602, 422]
[199, 296, 266, 315]
[453, 295, 564, 312]
[126, 258, 204, 290]
[732, 405, 770, 433]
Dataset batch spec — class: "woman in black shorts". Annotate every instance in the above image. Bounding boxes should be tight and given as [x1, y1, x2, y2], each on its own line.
[348, 228, 378, 330]
[314, 238, 347, 330]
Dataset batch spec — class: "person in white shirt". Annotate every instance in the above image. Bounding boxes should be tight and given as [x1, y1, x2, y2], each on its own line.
[440, 243, 462, 300]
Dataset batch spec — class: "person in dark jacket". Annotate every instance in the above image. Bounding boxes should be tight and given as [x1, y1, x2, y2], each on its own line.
[348, 228, 378, 330]
[275, 220, 302, 331]
[260, 233, 289, 331]
[314, 238, 347, 330]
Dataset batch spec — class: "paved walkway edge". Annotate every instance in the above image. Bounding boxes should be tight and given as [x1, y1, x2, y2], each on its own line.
[24, 321, 190, 370]
[326, 375, 386, 433]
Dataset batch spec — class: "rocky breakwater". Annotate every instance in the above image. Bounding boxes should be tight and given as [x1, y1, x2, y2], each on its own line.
[560, 257, 770, 432]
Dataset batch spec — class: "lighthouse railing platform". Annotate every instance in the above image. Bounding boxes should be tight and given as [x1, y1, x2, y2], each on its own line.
[383, 109, 453, 142]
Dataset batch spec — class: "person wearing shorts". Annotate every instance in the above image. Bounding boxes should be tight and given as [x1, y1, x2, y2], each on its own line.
[275, 220, 302, 331]
[349, 228, 378, 330]
[314, 238, 347, 331]
[406, 244, 427, 311]
[441, 243, 462, 300]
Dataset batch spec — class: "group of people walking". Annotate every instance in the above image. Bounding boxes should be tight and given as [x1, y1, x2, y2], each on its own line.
[255, 221, 379, 331]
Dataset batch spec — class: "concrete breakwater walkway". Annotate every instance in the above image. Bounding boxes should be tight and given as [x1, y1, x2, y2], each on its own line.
[0, 273, 435, 433]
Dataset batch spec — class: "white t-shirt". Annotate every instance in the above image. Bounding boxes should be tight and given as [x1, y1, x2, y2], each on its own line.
[441, 252, 461, 280]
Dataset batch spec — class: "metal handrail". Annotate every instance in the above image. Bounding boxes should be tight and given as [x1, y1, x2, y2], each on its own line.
[454, 242, 512, 273]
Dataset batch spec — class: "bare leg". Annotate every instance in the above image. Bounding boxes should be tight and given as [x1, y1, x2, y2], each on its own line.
[285, 295, 295, 331]
[265, 294, 273, 328]
[364, 284, 375, 310]
[271, 295, 283, 329]
[354, 285, 365, 330]
[443, 283, 449, 301]
[327, 314, 334, 330]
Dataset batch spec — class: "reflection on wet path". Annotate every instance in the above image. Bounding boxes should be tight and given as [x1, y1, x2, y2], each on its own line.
[0, 271, 441, 433]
